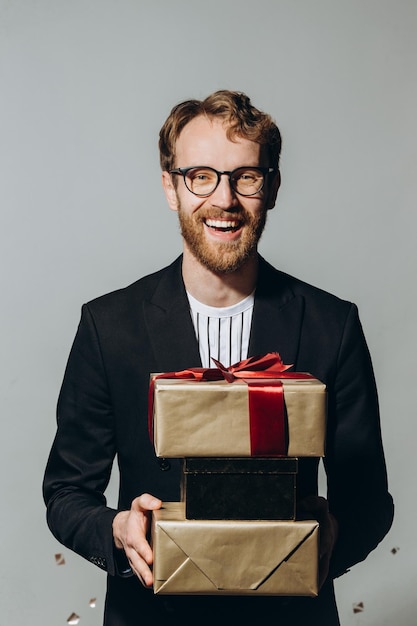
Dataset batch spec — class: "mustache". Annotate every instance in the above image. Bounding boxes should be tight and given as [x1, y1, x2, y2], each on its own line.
[196, 207, 247, 221]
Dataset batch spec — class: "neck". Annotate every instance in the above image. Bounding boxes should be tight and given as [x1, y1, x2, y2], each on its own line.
[182, 250, 259, 307]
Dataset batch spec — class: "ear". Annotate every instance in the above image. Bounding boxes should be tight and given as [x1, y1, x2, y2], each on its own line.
[162, 171, 179, 212]
[266, 170, 281, 210]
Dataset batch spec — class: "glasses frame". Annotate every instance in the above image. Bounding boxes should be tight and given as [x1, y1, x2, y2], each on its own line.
[169, 166, 276, 197]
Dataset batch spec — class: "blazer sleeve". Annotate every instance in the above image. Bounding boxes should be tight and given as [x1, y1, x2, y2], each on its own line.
[325, 303, 394, 578]
[43, 304, 123, 576]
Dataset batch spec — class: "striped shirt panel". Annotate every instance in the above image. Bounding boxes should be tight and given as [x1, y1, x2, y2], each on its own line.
[187, 292, 254, 368]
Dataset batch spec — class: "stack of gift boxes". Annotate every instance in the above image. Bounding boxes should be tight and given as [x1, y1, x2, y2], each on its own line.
[149, 356, 327, 596]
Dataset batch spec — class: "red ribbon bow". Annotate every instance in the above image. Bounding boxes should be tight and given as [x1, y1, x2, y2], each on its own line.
[148, 353, 310, 456]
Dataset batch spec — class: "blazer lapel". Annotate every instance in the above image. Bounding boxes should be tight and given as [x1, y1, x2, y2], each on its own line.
[144, 255, 304, 373]
[249, 258, 304, 369]
[143, 256, 202, 372]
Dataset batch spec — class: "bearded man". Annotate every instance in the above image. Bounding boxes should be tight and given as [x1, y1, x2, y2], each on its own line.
[43, 90, 393, 625]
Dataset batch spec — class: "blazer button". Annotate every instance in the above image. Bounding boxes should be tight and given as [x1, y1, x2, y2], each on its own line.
[158, 458, 171, 471]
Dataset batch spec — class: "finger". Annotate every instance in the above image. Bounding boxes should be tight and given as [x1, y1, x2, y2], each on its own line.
[123, 519, 155, 585]
[123, 515, 154, 564]
[133, 493, 162, 513]
[125, 546, 154, 587]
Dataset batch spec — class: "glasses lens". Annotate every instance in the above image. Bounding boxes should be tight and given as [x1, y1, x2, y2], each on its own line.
[185, 168, 218, 196]
[231, 168, 265, 196]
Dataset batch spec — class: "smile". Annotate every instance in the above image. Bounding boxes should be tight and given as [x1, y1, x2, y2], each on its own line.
[204, 218, 241, 232]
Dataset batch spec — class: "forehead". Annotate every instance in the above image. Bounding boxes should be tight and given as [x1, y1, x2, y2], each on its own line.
[175, 115, 263, 167]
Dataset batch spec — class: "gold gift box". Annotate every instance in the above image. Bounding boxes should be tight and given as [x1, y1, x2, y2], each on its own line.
[151, 502, 319, 596]
[150, 375, 326, 457]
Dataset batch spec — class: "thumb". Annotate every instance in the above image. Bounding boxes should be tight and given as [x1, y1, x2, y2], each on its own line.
[133, 493, 162, 513]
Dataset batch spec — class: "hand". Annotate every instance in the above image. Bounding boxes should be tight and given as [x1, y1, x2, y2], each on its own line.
[298, 495, 339, 589]
[112, 493, 162, 587]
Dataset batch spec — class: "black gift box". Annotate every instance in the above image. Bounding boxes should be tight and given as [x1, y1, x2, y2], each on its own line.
[181, 457, 298, 520]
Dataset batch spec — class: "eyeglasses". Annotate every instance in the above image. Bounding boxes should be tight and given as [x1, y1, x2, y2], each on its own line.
[169, 166, 276, 197]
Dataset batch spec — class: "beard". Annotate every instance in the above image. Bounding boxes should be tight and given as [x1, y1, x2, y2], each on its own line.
[177, 201, 268, 274]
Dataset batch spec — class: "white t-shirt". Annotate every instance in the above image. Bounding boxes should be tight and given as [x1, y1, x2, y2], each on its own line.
[187, 291, 255, 368]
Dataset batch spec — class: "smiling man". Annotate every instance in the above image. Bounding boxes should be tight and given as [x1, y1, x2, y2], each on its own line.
[163, 113, 278, 279]
[43, 90, 393, 625]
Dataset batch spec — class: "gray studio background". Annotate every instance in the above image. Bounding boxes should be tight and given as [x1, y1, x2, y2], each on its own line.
[1, 1, 416, 624]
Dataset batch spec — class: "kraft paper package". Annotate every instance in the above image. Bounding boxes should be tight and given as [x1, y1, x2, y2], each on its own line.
[150, 375, 326, 458]
[151, 502, 319, 597]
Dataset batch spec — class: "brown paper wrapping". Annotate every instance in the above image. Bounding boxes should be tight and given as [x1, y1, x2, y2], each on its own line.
[151, 376, 326, 457]
[151, 502, 319, 596]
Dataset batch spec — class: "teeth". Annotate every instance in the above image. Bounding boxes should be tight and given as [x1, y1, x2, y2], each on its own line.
[205, 219, 238, 229]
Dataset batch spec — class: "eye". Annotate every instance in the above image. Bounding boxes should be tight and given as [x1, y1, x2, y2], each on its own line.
[233, 168, 262, 182]
[187, 168, 215, 182]
[232, 168, 265, 195]
[239, 172, 257, 182]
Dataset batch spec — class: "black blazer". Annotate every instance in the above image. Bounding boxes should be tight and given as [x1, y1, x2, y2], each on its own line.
[43, 256, 393, 625]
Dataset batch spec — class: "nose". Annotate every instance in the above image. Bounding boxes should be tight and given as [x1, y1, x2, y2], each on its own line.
[210, 174, 238, 209]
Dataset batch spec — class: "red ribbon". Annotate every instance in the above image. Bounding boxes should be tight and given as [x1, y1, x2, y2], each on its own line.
[148, 352, 312, 456]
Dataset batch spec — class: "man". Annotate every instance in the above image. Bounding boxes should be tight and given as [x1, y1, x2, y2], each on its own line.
[43, 90, 394, 625]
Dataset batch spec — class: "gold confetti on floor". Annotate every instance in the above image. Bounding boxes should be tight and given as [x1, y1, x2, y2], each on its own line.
[67, 612, 80, 625]
[353, 601, 364, 614]
[54, 553, 65, 565]
[89, 598, 97, 608]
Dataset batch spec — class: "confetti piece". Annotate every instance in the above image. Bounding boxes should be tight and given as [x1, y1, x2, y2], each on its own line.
[67, 613, 80, 625]
[353, 601, 364, 614]
[55, 553, 65, 565]
[391, 546, 400, 554]
[89, 598, 96, 608]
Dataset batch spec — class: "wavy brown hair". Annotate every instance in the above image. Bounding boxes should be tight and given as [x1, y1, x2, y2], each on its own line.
[159, 90, 281, 172]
